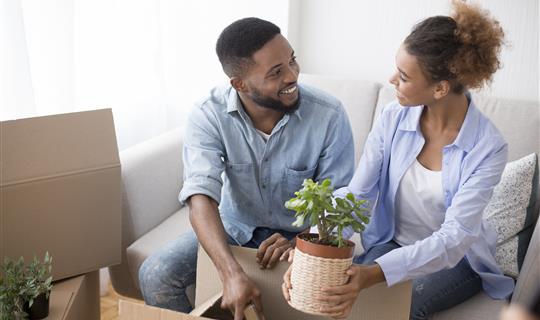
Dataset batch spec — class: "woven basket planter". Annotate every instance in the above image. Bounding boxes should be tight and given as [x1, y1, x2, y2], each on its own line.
[289, 233, 355, 315]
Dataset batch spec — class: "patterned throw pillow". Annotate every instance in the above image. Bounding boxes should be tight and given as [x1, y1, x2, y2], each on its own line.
[484, 153, 538, 278]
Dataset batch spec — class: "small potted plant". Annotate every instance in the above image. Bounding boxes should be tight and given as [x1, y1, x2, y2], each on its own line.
[284, 179, 369, 315]
[23, 252, 53, 320]
[0, 257, 28, 320]
[0, 252, 53, 320]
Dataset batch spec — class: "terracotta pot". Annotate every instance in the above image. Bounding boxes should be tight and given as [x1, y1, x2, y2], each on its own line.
[289, 233, 355, 315]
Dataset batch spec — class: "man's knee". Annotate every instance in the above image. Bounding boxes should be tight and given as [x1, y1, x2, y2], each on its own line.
[138, 255, 159, 295]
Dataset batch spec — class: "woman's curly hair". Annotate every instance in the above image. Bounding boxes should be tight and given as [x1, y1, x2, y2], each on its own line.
[404, 0, 505, 93]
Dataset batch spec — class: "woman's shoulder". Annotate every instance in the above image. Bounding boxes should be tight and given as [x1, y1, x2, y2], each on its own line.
[469, 100, 507, 148]
[376, 100, 423, 130]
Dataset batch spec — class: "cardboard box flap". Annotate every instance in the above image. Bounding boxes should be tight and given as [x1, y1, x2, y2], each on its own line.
[0, 109, 119, 186]
[196, 246, 412, 320]
[190, 292, 223, 317]
[47, 271, 99, 320]
[119, 297, 260, 320]
[119, 300, 214, 320]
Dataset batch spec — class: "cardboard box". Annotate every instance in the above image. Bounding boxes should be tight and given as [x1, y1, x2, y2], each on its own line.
[119, 293, 258, 320]
[48, 270, 100, 320]
[0, 109, 122, 281]
[120, 246, 412, 319]
[119, 300, 212, 320]
[196, 246, 412, 320]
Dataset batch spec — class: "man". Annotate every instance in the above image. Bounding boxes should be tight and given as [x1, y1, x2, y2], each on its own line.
[138, 17, 354, 320]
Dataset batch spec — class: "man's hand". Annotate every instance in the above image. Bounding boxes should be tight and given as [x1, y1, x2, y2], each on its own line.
[221, 271, 264, 320]
[318, 264, 385, 319]
[256, 233, 294, 269]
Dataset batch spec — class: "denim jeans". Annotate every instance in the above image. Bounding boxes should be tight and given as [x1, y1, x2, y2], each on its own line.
[354, 240, 483, 320]
[138, 227, 299, 313]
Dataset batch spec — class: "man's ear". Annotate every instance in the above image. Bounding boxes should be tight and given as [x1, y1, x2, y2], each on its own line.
[433, 80, 451, 100]
[230, 77, 247, 93]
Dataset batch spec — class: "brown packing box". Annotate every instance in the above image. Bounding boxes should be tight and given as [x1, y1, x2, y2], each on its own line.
[0, 109, 122, 281]
[119, 293, 259, 320]
[196, 246, 412, 320]
[48, 270, 100, 320]
[119, 300, 213, 320]
[120, 246, 412, 319]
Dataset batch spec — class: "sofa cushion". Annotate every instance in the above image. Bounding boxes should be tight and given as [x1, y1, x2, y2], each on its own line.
[429, 291, 507, 320]
[484, 153, 539, 277]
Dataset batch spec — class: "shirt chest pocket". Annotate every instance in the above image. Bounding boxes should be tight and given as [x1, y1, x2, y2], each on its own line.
[282, 165, 317, 201]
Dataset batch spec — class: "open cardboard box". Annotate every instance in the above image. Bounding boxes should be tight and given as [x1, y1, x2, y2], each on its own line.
[48, 270, 100, 320]
[120, 246, 412, 319]
[120, 293, 258, 320]
[0, 109, 122, 281]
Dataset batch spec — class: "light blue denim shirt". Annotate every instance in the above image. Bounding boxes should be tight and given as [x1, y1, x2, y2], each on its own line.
[179, 84, 355, 244]
[337, 97, 515, 299]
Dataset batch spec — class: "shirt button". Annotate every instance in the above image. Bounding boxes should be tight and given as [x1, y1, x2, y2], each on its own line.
[262, 185, 266, 189]
[264, 158, 269, 162]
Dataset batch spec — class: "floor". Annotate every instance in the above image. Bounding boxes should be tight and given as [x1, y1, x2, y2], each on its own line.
[100, 282, 144, 320]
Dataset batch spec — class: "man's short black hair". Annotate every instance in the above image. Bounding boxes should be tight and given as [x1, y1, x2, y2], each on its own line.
[216, 17, 281, 77]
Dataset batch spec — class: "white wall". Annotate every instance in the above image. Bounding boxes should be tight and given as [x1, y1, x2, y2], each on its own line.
[288, 0, 539, 101]
[2, 0, 290, 150]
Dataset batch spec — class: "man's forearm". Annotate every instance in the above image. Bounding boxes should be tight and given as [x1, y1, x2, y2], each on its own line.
[187, 194, 243, 281]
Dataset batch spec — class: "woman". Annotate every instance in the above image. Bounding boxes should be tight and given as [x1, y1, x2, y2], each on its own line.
[283, 1, 513, 319]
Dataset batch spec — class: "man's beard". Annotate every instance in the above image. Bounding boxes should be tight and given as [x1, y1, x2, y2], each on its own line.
[249, 87, 301, 114]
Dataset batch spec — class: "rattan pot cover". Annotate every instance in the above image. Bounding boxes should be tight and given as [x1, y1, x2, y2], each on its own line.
[289, 233, 355, 316]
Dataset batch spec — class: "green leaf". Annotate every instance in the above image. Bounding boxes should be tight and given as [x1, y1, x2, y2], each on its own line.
[284, 178, 369, 245]
[321, 179, 331, 188]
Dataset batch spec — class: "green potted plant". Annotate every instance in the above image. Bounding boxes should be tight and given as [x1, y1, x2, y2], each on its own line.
[284, 179, 369, 315]
[23, 252, 53, 319]
[0, 253, 53, 320]
[0, 257, 28, 320]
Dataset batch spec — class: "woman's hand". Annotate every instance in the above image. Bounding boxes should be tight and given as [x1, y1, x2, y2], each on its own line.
[281, 249, 295, 301]
[318, 264, 386, 319]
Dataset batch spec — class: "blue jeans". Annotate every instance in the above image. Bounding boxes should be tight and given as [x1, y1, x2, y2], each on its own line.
[138, 227, 298, 313]
[354, 240, 483, 320]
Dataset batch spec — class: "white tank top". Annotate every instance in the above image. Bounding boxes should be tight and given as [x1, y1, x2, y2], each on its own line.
[393, 159, 446, 246]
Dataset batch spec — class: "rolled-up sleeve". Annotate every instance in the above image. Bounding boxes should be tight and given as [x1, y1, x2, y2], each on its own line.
[179, 105, 225, 206]
[376, 141, 508, 286]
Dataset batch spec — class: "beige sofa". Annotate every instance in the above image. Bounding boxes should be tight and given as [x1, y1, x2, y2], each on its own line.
[109, 74, 540, 319]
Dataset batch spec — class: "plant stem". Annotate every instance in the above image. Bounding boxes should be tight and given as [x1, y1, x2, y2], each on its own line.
[318, 211, 328, 242]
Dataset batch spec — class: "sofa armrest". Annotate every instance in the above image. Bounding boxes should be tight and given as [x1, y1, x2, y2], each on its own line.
[512, 210, 540, 304]
[120, 127, 185, 243]
[110, 127, 185, 298]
